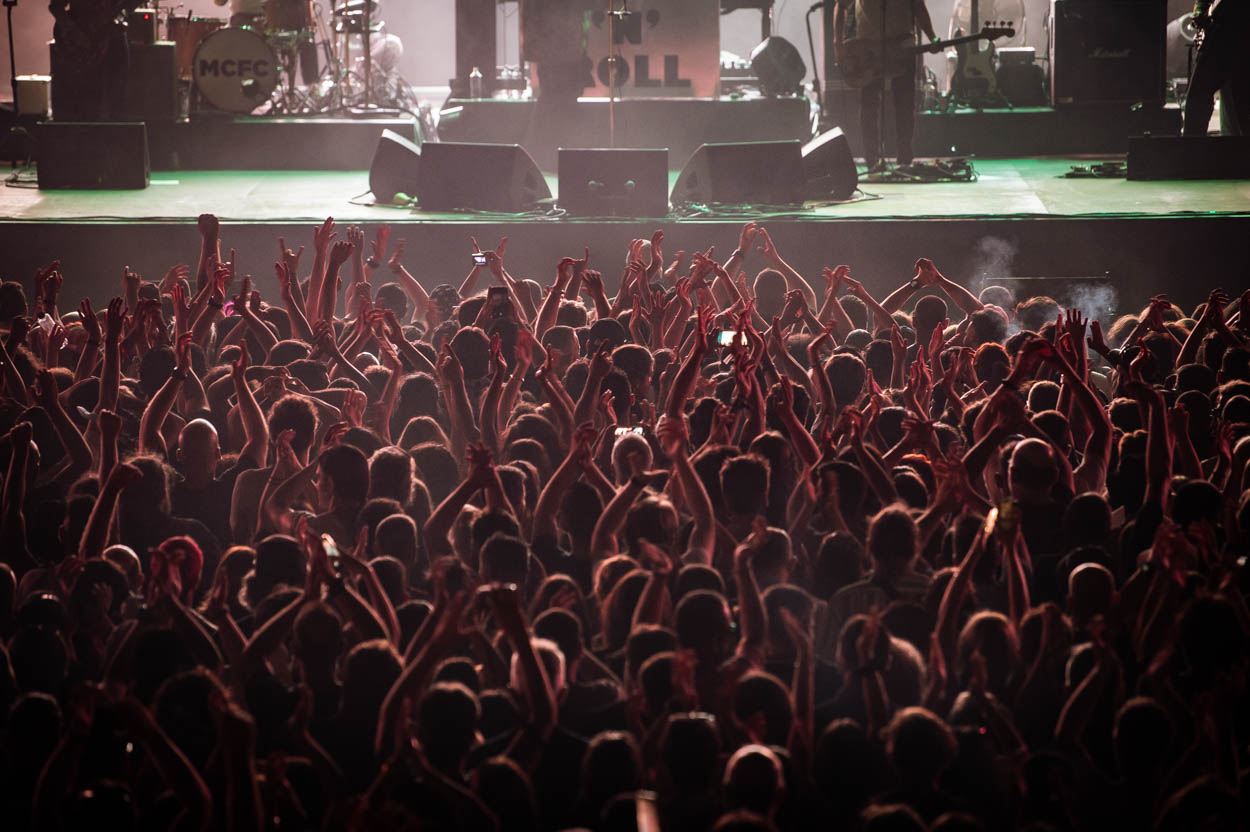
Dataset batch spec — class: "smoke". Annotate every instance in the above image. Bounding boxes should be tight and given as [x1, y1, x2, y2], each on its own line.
[1065, 281, 1120, 325]
[966, 235, 1018, 298]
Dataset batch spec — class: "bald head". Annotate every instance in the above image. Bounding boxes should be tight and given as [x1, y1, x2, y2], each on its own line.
[1009, 437, 1058, 498]
[178, 418, 221, 475]
[1068, 562, 1115, 624]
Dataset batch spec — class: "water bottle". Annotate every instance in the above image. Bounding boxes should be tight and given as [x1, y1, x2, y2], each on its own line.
[469, 66, 483, 99]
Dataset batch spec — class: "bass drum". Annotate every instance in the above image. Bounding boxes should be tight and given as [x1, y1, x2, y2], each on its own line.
[167, 14, 225, 80]
[192, 27, 279, 113]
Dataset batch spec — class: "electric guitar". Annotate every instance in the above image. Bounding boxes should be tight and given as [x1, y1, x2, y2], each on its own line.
[950, 21, 1015, 100]
[839, 24, 1014, 90]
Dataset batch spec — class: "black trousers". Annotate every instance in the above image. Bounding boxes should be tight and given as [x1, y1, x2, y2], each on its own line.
[1183, 37, 1250, 136]
[861, 69, 917, 165]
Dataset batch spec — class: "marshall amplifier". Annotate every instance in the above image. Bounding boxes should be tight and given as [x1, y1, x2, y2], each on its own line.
[1049, 0, 1165, 106]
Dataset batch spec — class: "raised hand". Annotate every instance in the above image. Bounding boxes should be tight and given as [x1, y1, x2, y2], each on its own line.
[346, 224, 365, 250]
[159, 264, 190, 294]
[328, 240, 355, 269]
[342, 388, 368, 427]
[488, 332, 507, 377]
[756, 227, 780, 263]
[581, 269, 605, 298]
[78, 299, 101, 343]
[105, 297, 126, 343]
[312, 217, 336, 253]
[437, 343, 464, 386]
[98, 409, 122, 441]
[197, 213, 219, 239]
[465, 441, 495, 488]
[914, 258, 941, 287]
[123, 266, 141, 295]
[737, 221, 760, 255]
[388, 238, 407, 272]
[514, 327, 535, 368]
[1087, 318, 1111, 358]
[371, 224, 391, 264]
[278, 236, 304, 277]
[588, 338, 613, 379]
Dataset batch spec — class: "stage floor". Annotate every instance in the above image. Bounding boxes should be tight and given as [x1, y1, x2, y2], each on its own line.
[3, 157, 1249, 224]
[1, 156, 1247, 316]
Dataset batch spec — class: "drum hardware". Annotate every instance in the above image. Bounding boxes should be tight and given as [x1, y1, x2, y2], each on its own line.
[192, 26, 279, 113]
[157, 0, 410, 116]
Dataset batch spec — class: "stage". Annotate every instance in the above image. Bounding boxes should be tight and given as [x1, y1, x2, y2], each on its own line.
[1, 156, 1247, 316]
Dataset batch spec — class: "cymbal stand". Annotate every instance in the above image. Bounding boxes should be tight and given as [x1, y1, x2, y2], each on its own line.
[362, 0, 372, 107]
[606, 0, 630, 147]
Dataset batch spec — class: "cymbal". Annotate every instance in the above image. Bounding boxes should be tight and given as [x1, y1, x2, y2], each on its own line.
[334, 0, 378, 15]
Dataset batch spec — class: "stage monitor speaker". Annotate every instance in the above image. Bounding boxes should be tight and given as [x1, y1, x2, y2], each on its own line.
[369, 129, 422, 203]
[1049, 0, 1165, 106]
[124, 42, 179, 121]
[1127, 135, 1250, 180]
[415, 142, 551, 212]
[802, 127, 857, 201]
[558, 148, 669, 217]
[671, 140, 805, 207]
[37, 122, 149, 189]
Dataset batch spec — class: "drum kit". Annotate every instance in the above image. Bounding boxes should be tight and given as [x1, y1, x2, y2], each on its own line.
[158, 0, 391, 115]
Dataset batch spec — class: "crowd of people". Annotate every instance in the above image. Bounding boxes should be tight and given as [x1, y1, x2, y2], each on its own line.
[0, 215, 1247, 832]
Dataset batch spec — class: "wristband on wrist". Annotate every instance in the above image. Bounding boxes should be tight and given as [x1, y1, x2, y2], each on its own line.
[366, 257, 380, 269]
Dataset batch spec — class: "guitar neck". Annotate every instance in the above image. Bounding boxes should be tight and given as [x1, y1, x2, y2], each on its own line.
[904, 32, 995, 54]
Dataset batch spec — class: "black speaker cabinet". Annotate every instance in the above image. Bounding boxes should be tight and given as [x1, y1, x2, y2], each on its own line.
[415, 142, 551, 212]
[37, 122, 150, 189]
[454, 0, 496, 97]
[1127, 135, 1250, 180]
[558, 148, 669, 217]
[124, 42, 179, 121]
[671, 140, 806, 207]
[802, 127, 858, 201]
[369, 129, 423, 203]
[1049, 0, 1165, 106]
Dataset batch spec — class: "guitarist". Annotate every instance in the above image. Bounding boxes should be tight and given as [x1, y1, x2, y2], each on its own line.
[1182, 0, 1249, 136]
[835, 0, 940, 171]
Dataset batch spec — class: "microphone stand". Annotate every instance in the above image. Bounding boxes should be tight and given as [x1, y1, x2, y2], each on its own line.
[5, 0, 18, 116]
[606, 0, 629, 148]
[5, 0, 17, 172]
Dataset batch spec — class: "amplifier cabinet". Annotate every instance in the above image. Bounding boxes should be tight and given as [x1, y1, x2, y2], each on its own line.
[1049, 0, 1165, 106]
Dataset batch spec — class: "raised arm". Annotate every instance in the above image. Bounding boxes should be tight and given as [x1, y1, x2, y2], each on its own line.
[139, 334, 194, 456]
[732, 520, 769, 663]
[480, 334, 507, 454]
[756, 228, 818, 308]
[195, 213, 220, 292]
[318, 240, 355, 324]
[659, 416, 715, 563]
[33, 369, 92, 480]
[231, 347, 268, 466]
[664, 306, 711, 420]
[574, 339, 614, 427]
[99, 297, 125, 412]
[926, 259, 984, 316]
[436, 344, 479, 454]
[305, 217, 336, 322]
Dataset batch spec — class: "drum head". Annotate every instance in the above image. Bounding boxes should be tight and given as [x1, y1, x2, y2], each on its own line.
[192, 27, 279, 113]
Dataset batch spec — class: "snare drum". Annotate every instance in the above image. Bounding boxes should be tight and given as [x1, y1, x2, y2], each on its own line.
[265, 0, 312, 32]
[166, 14, 226, 79]
[192, 27, 278, 113]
